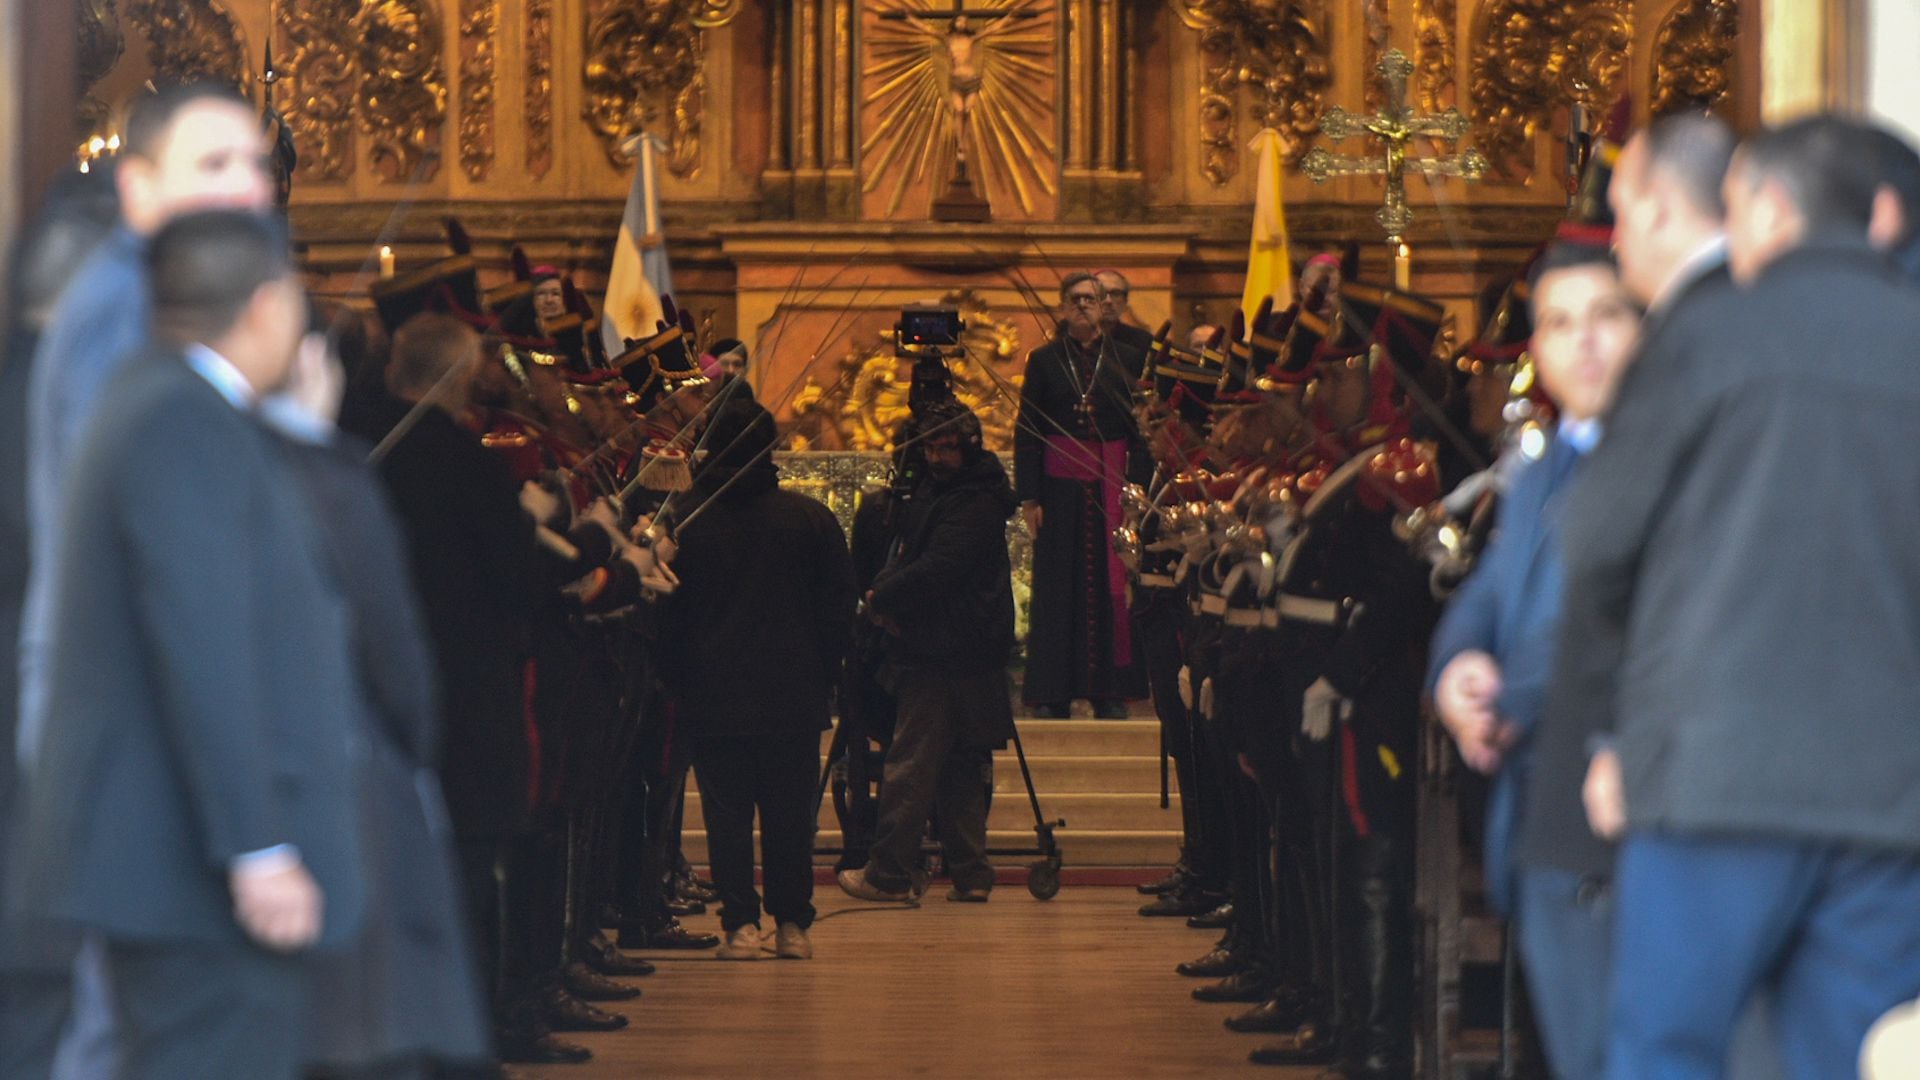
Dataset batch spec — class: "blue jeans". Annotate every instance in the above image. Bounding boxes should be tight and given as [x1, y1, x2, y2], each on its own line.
[1606, 831, 1920, 1080]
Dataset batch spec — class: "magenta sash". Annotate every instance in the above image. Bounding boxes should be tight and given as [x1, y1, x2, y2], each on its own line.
[1042, 436, 1133, 667]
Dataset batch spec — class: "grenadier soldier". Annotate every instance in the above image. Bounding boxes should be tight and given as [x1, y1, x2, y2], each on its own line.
[1248, 284, 1445, 1077]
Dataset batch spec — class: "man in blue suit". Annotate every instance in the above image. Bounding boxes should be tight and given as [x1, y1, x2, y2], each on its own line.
[1427, 240, 1643, 1078]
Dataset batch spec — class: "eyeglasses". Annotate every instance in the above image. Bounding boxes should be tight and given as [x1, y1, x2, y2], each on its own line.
[1105, 289, 1128, 299]
[1066, 294, 1103, 308]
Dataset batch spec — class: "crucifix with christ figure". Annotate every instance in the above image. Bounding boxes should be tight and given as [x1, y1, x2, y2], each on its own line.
[876, 0, 1041, 222]
[1299, 48, 1488, 288]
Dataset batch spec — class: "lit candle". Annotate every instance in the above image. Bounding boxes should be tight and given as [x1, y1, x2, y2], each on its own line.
[1393, 241, 1412, 291]
[379, 245, 395, 280]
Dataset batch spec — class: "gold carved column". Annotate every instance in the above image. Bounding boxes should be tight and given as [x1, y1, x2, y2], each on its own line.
[764, 0, 860, 218]
[1059, 0, 1143, 220]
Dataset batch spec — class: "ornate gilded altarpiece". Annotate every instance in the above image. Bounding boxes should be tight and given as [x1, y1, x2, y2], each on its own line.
[84, 0, 1744, 451]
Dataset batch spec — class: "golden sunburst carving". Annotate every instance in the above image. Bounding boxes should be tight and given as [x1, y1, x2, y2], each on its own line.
[861, 0, 1059, 218]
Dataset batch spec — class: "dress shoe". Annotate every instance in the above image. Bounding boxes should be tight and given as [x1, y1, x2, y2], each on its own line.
[562, 961, 641, 1002]
[1137, 865, 1189, 896]
[1187, 901, 1234, 929]
[542, 987, 629, 1032]
[1139, 890, 1224, 918]
[1028, 702, 1070, 719]
[838, 867, 912, 902]
[664, 895, 708, 917]
[1176, 945, 1247, 978]
[675, 867, 720, 900]
[1192, 967, 1274, 1003]
[946, 885, 990, 903]
[775, 923, 813, 960]
[584, 933, 656, 977]
[1247, 1019, 1338, 1066]
[1093, 699, 1131, 719]
[497, 1030, 591, 1065]
[1224, 987, 1313, 1033]
[616, 918, 720, 950]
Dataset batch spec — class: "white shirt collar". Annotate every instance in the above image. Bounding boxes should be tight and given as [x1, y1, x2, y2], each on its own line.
[1648, 234, 1728, 314]
[1558, 417, 1603, 454]
[182, 342, 257, 410]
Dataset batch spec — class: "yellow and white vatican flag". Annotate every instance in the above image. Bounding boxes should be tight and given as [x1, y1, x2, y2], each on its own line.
[601, 133, 672, 357]
[1240, 127, 1294, 327]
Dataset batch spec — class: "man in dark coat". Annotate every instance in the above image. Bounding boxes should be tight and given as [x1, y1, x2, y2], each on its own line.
[0, 166, 120, 1080]
[1014, 272, 1148, 718]
[13, 83, 274, 1078]
[15, 211, 361, 1080]
[841, 400, 1019, 903]
[661, 399, 855, 961]
[1551, 115, 1920, 1079]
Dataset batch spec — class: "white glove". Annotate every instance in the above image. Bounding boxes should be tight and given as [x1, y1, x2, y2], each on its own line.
[1301, 677, 1347, 742]
[1177, 666, 1193, 710]
[519, 480, 562, 526]
[584, 498, 624, 544]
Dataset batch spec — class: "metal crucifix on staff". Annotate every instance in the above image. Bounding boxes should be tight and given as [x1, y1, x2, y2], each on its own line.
[1299, 48, 1489, 289]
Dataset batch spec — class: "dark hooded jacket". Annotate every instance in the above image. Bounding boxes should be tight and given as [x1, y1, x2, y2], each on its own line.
[867, 451, 1019, 679]
[661, 401, 856, 737]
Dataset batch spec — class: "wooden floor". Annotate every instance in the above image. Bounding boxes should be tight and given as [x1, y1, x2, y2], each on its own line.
[516, 886, 1318, 1079]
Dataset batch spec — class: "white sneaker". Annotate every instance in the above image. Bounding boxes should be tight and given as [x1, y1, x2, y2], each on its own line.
[837, 868, 911, 902]
[775, 923, 813, 960]
[716, 924, 762, 960]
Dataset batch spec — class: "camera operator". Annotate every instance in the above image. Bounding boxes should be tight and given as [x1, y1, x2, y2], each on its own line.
[839, 399, 1018, 904]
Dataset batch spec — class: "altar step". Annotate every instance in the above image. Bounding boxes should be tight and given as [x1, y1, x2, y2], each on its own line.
[682, 719, 1183, 869]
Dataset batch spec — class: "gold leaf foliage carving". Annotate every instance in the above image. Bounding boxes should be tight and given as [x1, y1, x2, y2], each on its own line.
[584, 0, 736, 178]
[277, 0, 359, 181]
[1175, 0, 1330, 187]
[1469, 0, 1630, 179]
[77, 0, 125, 139]
[791, 290, 1025, 452]
[458, 0, 495, 180]
[526, 0, 555, 177]
[78, 0, 125, 92]
[1363, 0, 1389, 111]
[126, 0, 253, 92]
[1651, 0, 1738, 117]
[354, 0, 449, 183]
[1415, 0, 1457, 112]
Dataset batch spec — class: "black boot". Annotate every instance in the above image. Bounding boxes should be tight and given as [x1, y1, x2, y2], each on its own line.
[1176, 943, 1248, 978]
[1192, 966, 1273, 1003]
[1346, 837, 1413, 1079]
[1247, 1014, 1339, 1067]
[1137, 863, 1190, 896]
[1225, 985, 1315, 1033]
[541, 984, 629, 1032]
[562, 960, 641, 1002]
[583, 930, 657, 977]
[1186, 900, 1234, 929]
[616, 915, 720, 950]
[1139, 886, 1225, 918]
[496, 997, 592, 1065]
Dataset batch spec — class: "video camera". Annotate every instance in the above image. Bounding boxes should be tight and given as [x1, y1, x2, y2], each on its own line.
[894, 303, 966, 413]
[894, 303, 964, 351]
